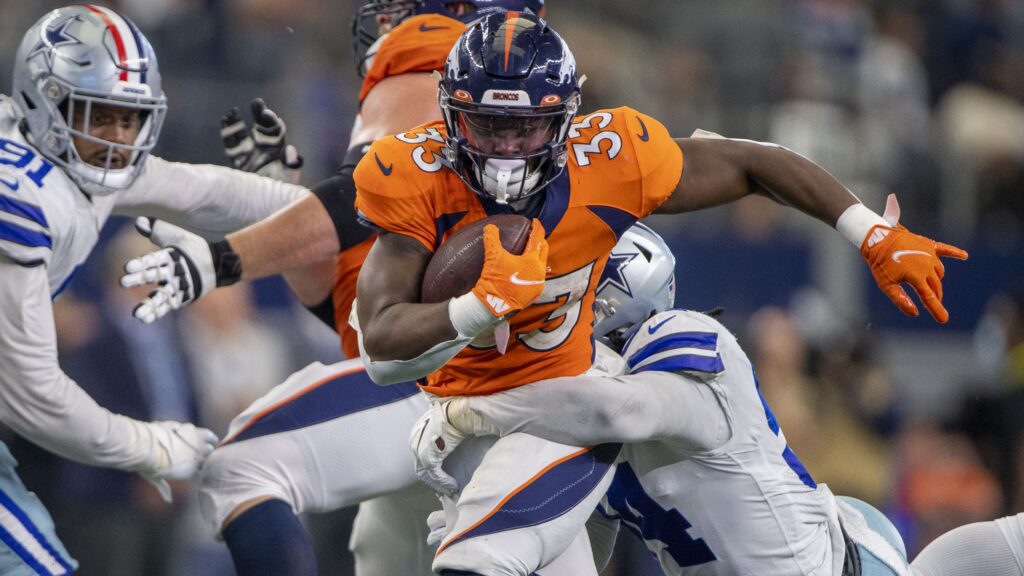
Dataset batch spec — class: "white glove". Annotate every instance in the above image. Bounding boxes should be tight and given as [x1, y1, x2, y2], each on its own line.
[136, 421, 219, 503]
[426, 509, 447, 547]
[221, 98, 303, 184]
[120, 218, 218, 323]
[409, 401, 466, 496]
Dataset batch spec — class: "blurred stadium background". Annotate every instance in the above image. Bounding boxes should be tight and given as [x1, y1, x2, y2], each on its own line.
[1, 0, 1023, 574]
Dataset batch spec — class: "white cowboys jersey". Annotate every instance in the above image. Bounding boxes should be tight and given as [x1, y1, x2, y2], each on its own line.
[600, 309, 834, 576]
[0, 96, 112, 295]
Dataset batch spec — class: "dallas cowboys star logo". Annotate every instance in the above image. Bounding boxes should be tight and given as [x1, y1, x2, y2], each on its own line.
[28, 15, 82, 69]
[597, 251, 638, 297]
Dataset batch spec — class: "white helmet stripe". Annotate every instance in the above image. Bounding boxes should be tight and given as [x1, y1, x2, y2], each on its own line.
[84, 5, 143, 84]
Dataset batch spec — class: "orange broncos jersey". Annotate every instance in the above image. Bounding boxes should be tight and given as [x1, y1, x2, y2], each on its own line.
[359, 14, 466, 102]
[354, 107, 684, 397]
[333, 235, 375, 358]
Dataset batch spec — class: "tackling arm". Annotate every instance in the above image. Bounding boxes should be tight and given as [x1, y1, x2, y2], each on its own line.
[114, 157, 309, 240]
[447, 369, 730, 452]
[0, 259, 214, 479]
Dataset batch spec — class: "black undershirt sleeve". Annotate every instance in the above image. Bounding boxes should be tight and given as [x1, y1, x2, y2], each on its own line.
[304, 143, 377, 332]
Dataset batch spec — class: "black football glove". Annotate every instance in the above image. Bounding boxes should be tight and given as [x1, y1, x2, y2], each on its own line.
[221, 98, 304, 183]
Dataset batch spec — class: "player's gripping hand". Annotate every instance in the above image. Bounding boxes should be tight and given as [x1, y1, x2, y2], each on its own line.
[121, 218, 215, 322]
[221, 98, 303, 184]
[409, 401, 466, 496]
[136, 421, 219, 503]
[860, 204, 968, 324]
[471, 219, 548, 317]
[425, 509, 447, 547]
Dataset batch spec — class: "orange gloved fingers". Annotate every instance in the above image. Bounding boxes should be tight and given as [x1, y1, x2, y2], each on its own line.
[880, 281, 918, 318]
[473, 221, 549, 317]
[861, 224, 966, 324]
[927, 272, 943, 304]
[909, 275, 948, 324]
[935, 241, 969, 261]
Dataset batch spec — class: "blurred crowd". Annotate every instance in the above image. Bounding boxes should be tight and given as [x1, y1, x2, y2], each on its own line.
[0, 0, 1022, 574]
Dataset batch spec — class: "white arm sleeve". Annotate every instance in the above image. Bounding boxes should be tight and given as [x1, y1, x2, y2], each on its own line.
[113, 157, 308, 238]
[449, 370, 730, 452]
[0, 258, 162, 472]
[911, 514, 1024, 576]
[352, 303, 473, 385]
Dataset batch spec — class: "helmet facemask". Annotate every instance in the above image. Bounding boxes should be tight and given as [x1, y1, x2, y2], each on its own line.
[41, 77, 166, 195]
[441, 85, 578, 204]
[351, 0, 418, 76]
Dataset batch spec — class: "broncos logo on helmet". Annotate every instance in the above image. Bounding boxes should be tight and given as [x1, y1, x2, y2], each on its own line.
[439, 10, 580, 204]
[351, 0, 545, 76]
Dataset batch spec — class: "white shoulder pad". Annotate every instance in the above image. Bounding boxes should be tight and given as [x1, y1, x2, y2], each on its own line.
[0, 168, 52, 267]
[621, 310, 730, 378]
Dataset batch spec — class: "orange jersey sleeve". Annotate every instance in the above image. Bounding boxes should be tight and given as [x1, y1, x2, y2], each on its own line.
[353, 122, 463, 250]
[359, 14, 466, 102]
[332, 235, 375, 359]
[564, 106, 683, 217]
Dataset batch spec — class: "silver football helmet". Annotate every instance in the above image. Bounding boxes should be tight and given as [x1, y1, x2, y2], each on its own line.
[594, 223, 677, 347]
[12, 5, 166, 195]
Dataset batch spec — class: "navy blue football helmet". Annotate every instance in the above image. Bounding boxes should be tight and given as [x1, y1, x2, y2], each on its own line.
[440, 10, 580, 204]
[351, 0, 545, 76]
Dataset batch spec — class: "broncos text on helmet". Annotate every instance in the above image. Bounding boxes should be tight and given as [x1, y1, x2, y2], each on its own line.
[439, 10, 581, 205]
[12, 5, 166, 196]
[351, 0, 545, 76]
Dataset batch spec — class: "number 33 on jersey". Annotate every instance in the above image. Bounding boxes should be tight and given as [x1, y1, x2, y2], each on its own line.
[354, 107, 683, 397]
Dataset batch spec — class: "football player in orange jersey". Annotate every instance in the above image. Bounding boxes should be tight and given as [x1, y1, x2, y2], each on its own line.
[118, 3, 544, 576]
[349, 11, 968, 576]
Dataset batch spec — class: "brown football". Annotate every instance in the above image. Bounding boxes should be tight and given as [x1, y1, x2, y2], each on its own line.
[420, 214, 532, 303]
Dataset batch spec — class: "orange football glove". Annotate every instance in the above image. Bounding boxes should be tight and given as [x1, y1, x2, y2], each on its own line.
[471, 219, 548, 317]
[861, 224, 968, 323]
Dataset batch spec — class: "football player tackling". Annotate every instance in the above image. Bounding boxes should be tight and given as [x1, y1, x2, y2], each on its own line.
[350, 11, 966, 576]
[418, 223, 913, 575]
[0, 6, 313, 574]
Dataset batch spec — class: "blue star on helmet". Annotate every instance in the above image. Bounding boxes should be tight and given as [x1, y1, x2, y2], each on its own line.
[29, 15, 82, 68]
[597, 251, 638, 297]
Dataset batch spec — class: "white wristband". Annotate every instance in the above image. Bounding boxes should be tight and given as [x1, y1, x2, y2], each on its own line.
[836, 203, 889, 248]
[449, 292, 499, 339]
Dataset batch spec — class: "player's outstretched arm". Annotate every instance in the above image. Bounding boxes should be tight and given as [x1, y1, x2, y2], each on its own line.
[445, 369, 729, 451]
[0, 259, 217, 501]
[658, 135, 968, 323]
